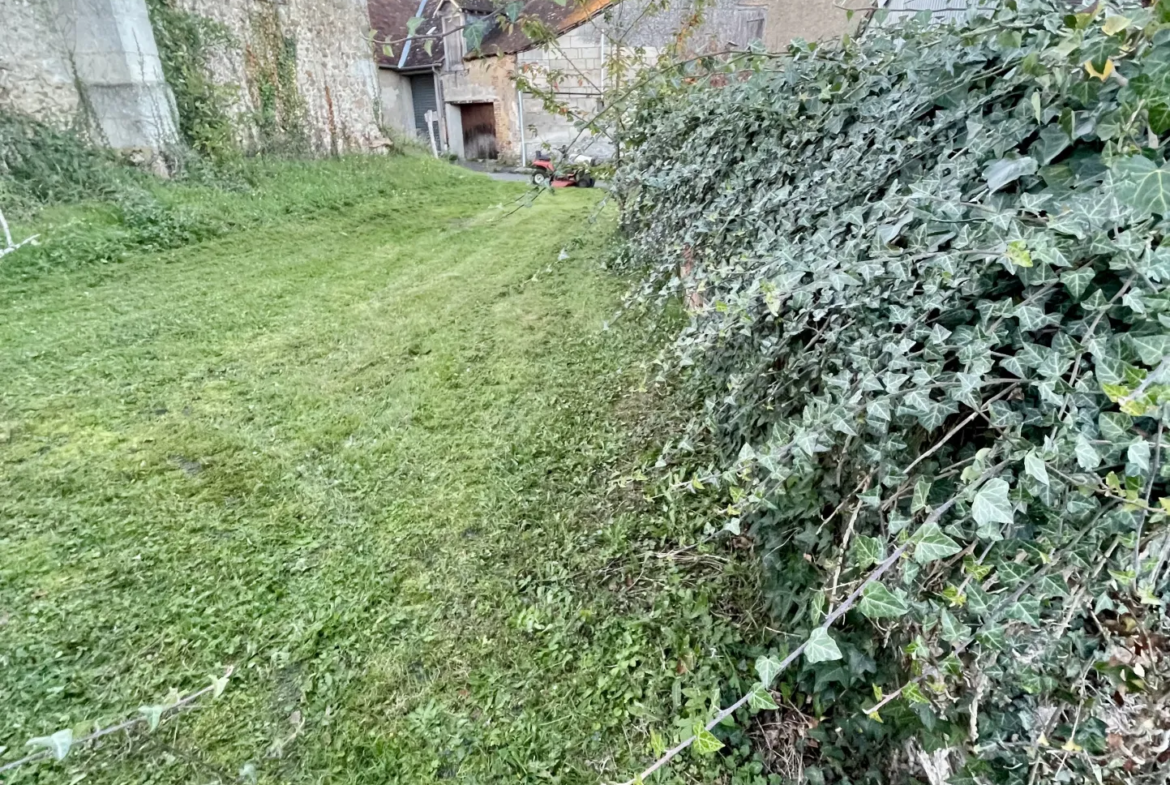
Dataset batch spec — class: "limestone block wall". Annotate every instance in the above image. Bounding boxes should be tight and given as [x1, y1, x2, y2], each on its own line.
[516, 24, 610, 160]
[174, 0, 382, 154]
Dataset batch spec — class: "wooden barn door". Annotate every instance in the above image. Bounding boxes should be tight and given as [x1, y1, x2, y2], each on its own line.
[460, 103, 497, 160]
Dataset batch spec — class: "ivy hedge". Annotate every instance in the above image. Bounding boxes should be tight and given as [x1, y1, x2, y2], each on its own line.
[617, 0, 1170, 782]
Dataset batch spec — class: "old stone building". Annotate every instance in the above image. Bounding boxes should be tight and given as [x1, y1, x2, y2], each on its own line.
[0, 0, 384, 158]
[370, 0, 863, 163]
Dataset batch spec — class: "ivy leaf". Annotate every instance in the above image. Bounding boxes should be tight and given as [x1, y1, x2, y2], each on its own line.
[423, 39, 434, 56]
[939, 609, 968, 643]
[902, 682, 931, 705]
[26, 729, 73, 761]
[692, 725, 723, 755]
[210, 674, 229, 699]
[1006, 596, 1042, 626]
[858, 583, 910, 619]
[382, 43, 394, 58]
[852, 535, 884, 569]
[1129, 440, 1151, 473]
[1076, 434, 1101, 470]
[406, 16, 424, 37]
[914, 522, 962, 564]
[1103, 15, 1131, 35]
[984, 156, 1038, 192]
[972, 478, 1014, 528]
[139, 705, 165, 731]
[1024, 451, 1050, 486]
[911, 479, 932, 513]
[1099, 411, 1131, 442]
[747, 682, 779, 711]
[1085, 58, 1115, 81]
[804, 628, 844, 663]
[755, 655, 783, 686]
[1060, 267, 1095, 299]
[1031, 125, 1070, 165]
[1130, 335, 1170, 366]
[1115, 155, 1170, 216]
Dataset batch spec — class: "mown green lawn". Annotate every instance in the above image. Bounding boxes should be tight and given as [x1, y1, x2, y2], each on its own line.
[0, 156, 753, 784]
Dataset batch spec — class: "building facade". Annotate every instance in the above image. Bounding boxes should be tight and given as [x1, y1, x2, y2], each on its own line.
[371, 0, 863, 163]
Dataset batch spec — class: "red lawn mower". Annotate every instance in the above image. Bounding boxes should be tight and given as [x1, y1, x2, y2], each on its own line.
[530, 150, 595, 188]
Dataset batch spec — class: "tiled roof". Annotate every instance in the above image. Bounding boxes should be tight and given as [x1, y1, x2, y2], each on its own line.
[369, 0, 445, 70]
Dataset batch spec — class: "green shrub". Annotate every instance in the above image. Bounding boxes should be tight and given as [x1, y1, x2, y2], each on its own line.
[0, 113, 124, 209]
[618, 0, 1170, 781]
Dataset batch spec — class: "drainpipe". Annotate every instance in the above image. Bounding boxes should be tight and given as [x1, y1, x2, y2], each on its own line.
[517, 87, 527, 166]
[599, 33, 605, 93]
[434, 66, 448, 152]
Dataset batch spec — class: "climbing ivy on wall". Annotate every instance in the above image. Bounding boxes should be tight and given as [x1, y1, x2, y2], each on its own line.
[247, 6, 308, 155]
[145, 0, 237, 163]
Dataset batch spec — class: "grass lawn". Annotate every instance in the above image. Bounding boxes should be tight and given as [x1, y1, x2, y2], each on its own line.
[0, 156, 755, 784]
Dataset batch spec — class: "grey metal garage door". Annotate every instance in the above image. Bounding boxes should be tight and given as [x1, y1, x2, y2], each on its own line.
[410, 74, 437, 139]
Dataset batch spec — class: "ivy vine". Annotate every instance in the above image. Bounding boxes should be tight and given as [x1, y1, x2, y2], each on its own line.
[145, 0, 238, 163]
[616, 0, 1170, 782]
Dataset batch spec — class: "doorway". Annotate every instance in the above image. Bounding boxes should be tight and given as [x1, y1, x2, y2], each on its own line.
[460, 102, 497, 160]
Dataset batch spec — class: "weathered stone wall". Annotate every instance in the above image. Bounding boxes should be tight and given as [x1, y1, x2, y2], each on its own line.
[440, 55, 518, 160]
[0, 1, 82, 127]
[174, 0, 382, 154]
[1, 0, 179, 153]
[1, 0, 382, 156]
[513, 0, 860, 162]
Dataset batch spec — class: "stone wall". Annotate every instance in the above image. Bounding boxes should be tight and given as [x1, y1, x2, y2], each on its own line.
[439, 55, 518, 160]
[1, 0, 178, 152]
[0, 0, 382, 156]
[513, 0, 861, 162]
[174, 0, 382, 154]
[516, 24, 610, 160]
[0, 1, 81, 127]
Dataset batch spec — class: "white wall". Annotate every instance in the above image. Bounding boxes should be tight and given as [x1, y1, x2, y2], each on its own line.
[379, 69, 414, 136]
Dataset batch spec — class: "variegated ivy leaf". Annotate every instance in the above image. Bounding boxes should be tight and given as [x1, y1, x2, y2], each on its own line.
[858, 583, 910, 619]
[27, 729, 73, 761]
[902, 682, 931, 705]
[972, 478, 1014, 528]
[755, 655, 783, 686]
[804, 628, 843, 664]
[692, 725, 724, 755]
[747, 682, 779, 711]
[914, 522, 962, 564]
